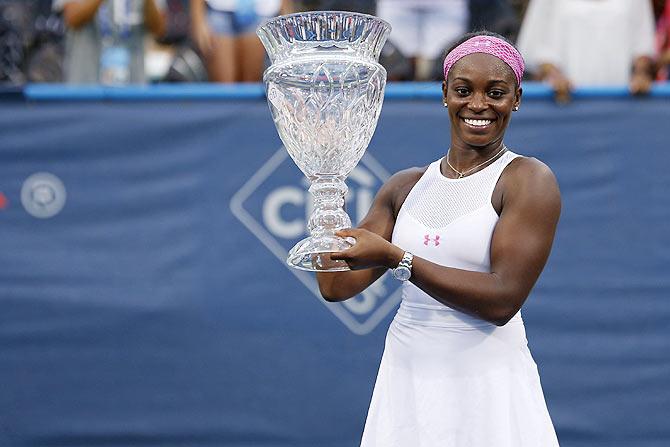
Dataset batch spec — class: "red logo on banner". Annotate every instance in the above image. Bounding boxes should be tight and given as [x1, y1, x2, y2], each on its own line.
[0, 192, 8, 210]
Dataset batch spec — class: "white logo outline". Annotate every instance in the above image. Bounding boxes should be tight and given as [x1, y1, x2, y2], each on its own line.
[230, 147, 402, 335]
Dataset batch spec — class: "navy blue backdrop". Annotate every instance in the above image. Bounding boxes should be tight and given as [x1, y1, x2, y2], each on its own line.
[0, 84, 668, 447]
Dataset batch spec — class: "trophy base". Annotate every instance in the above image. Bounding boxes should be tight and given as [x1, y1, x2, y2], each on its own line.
[287, 235, 354, 271]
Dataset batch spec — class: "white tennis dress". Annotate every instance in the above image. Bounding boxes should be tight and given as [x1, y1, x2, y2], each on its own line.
[360, 151, 559, 447]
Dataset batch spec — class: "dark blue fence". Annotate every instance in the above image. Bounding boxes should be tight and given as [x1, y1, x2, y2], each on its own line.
[0, 83, 668, 447]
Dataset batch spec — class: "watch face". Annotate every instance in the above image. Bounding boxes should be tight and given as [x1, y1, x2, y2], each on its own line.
[394, 266, 411, 281]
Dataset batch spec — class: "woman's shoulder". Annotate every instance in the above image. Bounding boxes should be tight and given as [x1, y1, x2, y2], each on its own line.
[390, 165, 429, 185]
[499, 154, 561, 207]
[505, 154, 557, 185]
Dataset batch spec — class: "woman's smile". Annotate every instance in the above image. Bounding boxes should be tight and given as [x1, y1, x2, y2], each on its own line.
[460, 117, 497, 130]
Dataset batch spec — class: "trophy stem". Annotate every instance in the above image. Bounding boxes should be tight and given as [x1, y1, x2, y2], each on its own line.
[307, 176, 351, 237]
[287, 175, 354, 271]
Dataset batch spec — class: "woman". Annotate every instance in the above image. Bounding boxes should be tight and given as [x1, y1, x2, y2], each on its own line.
[317, 31, 561, 446]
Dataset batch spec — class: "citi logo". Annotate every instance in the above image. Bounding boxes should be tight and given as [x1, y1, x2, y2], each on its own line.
[230, 147, 403, 335]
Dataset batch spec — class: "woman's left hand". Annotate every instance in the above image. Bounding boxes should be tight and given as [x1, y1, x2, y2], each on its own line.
[330, 228, 405, 271]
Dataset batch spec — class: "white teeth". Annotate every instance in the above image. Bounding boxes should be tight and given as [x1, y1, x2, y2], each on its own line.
[464, 118, 492, 127]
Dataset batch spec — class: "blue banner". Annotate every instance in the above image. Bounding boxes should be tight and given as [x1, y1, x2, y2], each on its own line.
[0, 86, 668, 447]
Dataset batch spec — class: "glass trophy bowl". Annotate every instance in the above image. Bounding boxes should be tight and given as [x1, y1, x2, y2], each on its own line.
[257, 11, 390, 271]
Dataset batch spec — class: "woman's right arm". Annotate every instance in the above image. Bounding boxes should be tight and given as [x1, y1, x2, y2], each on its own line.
[316, 169, 419, 301]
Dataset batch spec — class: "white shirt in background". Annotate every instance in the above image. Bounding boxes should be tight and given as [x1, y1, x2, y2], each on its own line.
[517, 0, 655, 86]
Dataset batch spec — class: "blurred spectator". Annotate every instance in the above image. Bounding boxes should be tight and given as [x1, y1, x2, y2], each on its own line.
[377, 0, 468, 81]
[190, 0, 282, 82]
[507, 0, 529, 22]
[517, 0, 656, 101]
[469, 0, 520, 42]
[287, 0, 375, 14]
[282, 1, 416, 79]
[0, 2, 30, 84]
[0, 0, 65, 84]
[28, 0, 66, 82]
[53, 0, 166, 84]
[656, 0, 670, 80]
[426, 0, 521, 81]
[159, 0, 208, 82]
[159, 0, 189, 44]
[376, 0, 521, 81]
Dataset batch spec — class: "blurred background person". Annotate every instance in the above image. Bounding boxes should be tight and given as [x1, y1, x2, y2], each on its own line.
[468, 0, 520, 42]
[190, 0, 282, 83]
[53, 0, 166, 84]
[287, 0, 375, 14]
[516, 0, 656, 101]
[376, 0, 520, 81]
[377, 0, 468, 81]
[655, 0, 670, 80]
[0, 0, 65, 85]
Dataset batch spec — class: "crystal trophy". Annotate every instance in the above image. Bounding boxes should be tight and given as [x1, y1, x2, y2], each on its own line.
[257, 11, 390, 271]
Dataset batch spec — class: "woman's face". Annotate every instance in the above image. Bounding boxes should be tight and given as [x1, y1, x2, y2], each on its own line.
[443, 53, 521, 149]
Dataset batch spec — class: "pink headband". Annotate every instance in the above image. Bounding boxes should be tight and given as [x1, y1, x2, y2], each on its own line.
[443, 35, 524, 86]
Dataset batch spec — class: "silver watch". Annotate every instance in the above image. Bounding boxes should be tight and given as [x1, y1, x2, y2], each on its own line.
[392, 251, 414, 281]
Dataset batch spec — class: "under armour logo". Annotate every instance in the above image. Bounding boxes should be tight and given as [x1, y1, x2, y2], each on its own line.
[423, 234, 440, 246]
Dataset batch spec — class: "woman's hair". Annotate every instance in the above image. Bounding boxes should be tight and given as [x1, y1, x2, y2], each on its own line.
[442, 30, 522, 88]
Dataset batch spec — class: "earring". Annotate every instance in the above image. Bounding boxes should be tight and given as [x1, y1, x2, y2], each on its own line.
[513, 106, 519, 111]
[443, 103, 448, 108]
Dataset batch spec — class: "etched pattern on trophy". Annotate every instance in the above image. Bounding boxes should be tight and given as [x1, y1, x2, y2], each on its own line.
[258, 12, 390, 271]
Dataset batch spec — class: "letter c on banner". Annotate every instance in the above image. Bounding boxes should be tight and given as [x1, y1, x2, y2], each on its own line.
[263, 186, 305, 239]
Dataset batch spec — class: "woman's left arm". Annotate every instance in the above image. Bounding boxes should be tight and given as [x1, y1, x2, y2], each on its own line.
[334, 158, 561, 326]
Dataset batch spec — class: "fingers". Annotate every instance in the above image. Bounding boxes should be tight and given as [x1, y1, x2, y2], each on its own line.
[331, 228, 364, 263]
[335, 228, 358, 238]
[327, 229, 356, 260]
[329, 251, 347, 261]
[330, 229, 356, 261]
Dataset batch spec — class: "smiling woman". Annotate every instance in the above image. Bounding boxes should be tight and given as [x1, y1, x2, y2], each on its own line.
[316, 31, 561, 446]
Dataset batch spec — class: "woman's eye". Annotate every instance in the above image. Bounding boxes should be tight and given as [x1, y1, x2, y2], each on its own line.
[489, 90, 505, 98]
[455, 88, 469, 96]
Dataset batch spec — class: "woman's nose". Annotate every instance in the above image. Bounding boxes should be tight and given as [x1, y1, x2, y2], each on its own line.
[467, 92, 488, 112]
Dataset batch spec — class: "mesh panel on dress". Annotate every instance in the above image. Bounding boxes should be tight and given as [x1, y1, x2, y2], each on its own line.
[404, 151, 517, 229]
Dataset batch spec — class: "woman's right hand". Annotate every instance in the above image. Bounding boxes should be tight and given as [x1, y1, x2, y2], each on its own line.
[330, 228, 404, 271]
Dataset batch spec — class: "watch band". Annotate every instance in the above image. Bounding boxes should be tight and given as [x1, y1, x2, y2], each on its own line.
[392, 251, 414, 281]
[399, 251, 413, 269]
